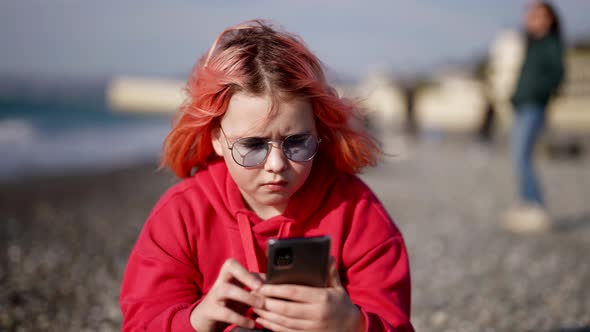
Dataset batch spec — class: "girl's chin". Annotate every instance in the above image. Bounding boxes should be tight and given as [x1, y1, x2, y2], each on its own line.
[260, 194, 291, 206]
[254, 193, 292, 208]
[245, 197, 290, 219]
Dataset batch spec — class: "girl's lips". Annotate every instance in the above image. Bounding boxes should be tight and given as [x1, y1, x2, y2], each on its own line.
[262, 181, 288, 191]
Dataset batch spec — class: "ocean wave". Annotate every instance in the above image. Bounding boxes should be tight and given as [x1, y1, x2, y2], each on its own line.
[0, 119, 36, 144]
[0, 119, 171, 182]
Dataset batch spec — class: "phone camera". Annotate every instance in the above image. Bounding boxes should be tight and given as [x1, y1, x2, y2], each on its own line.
[273, 248, 293, 267]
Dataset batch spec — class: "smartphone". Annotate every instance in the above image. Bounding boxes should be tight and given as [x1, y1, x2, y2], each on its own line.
[265, 236, 331, 288]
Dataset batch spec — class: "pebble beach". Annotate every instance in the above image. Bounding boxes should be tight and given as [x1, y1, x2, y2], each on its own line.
[1, 135, 589, 332]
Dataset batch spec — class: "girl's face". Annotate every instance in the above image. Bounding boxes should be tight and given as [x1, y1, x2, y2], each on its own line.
[525, 4, 553, 38]
[212, 92, 317, 219]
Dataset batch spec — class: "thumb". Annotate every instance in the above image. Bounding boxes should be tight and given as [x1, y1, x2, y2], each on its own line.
[327, 257, 343, 289]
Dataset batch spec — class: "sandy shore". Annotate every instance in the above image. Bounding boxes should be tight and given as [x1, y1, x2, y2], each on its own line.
[1, 137, 589, 331]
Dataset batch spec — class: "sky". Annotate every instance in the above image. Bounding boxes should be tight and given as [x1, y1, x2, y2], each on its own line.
[1, 0, 589, 80]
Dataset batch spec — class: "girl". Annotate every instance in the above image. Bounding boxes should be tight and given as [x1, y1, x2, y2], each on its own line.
[502, 1, 564, 233]
[120, 20, 414, 332]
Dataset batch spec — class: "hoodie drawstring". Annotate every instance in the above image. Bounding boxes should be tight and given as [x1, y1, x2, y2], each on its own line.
[237, 213, 259, 273]
[277, 221, 292, 239]
[237, 213, 294, 273]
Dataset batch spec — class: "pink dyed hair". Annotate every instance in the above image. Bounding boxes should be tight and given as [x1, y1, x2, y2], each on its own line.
[161, 19, 382, 177]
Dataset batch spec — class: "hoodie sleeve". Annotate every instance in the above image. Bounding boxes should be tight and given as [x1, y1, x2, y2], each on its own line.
[341, 190, 414, 332]
[120, 193, 203, 332]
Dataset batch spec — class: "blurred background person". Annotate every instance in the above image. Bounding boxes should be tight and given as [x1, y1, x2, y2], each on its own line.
[502, 1, 565, 233]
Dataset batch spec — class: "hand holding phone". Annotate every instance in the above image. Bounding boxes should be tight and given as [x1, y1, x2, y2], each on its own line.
[256, 237, 364, 331]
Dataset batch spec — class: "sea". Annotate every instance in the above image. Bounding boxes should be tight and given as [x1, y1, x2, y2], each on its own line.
[0, 77, 173, 183]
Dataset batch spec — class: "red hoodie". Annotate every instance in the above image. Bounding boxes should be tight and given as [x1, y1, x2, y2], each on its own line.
[120, 158, 414, 331]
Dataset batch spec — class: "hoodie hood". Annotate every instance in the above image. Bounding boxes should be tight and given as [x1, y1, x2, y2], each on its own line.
[194, 155, 338, 272]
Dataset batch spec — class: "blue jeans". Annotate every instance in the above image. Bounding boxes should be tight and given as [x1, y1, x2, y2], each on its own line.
[511, 103, 546, 206]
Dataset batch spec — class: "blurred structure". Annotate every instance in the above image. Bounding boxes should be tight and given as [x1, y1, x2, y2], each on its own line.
[548, 46, 590, 133]
[352, 30, 590, 145]
[105, 36, 590, 143]
[415, 69, 485, 133]
[486, 29, 526, 134]
[353, 69, 486, 136]
[106, 76, 184, 114]
[355, 72, 406, 133]
[336, 72, 409, 156]
[401, 80, 419, 137]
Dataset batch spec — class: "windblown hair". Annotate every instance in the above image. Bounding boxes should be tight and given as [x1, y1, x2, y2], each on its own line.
[161, 20, 382, 178]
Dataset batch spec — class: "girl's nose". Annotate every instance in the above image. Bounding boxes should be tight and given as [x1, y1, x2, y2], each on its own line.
[264, 144, 288, 173]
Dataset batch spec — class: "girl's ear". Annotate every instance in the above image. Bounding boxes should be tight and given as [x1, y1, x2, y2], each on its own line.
[211, 127, 224, 157]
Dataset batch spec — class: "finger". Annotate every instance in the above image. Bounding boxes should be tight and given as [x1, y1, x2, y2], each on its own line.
[261, 297, 315, 319]
[219, 259, 263, 291]
[214, 283, 265, 309]
[327, 257, 343, 289]
[253, 308, 315, 331]
[256, 316, 305, 332]
[256, 316, 292, 332]
[259, 284, 318, 303]
[209, 305, 256, 329]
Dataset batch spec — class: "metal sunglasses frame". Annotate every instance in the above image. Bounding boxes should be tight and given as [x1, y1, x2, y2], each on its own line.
[218, 126, 321, 167]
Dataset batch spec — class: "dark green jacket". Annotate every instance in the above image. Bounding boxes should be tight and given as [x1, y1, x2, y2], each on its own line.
[512, 33, 564, 108]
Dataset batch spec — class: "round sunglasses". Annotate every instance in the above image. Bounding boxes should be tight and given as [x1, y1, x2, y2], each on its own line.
[219, 126, 321, 167]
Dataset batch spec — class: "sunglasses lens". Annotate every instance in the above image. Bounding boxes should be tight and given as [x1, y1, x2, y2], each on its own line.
[233, 138, 269, 167]
[283, 134, 319, 161]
